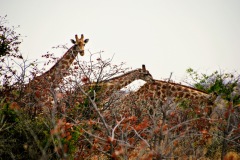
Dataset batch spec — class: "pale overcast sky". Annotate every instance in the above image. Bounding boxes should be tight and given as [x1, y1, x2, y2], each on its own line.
[1, 0, 240, 82]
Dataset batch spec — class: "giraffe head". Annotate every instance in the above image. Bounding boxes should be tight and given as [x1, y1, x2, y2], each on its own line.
[71, 34, 89, 56]
[137, 64, 154, 82]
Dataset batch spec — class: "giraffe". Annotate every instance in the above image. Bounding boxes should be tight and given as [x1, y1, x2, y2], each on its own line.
[22, 34, 89, 114]
[114, 79, 215, 116]
[77, 76, 216, 159]
[109, 79, 217, 159]
[82, 65, 154, 104]
[135, 79, 213, 104]
[65, 64, 154, 115]
[31, 34, 88, 84]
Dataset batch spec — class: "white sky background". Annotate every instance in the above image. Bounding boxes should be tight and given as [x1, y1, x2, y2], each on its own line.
[1, 0, 240, 83]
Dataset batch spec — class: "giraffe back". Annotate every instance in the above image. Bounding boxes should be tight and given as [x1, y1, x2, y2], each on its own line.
[113, 79, 215, 117]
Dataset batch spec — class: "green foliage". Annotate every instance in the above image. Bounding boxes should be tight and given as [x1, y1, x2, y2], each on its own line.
[0, 15, 22, 58]
[186, 68, 240, 105]
[65, 126, 82, 159]
[0, 104, 57, 159]
[0, 103, 19, 123]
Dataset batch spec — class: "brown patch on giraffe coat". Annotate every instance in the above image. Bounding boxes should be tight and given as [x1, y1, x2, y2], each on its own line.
[65, 55, 70, 59]
[61, 65, 65, 69]
[185, 93, 190, 98]
[162, 84, 167, 89]
[157, 91, 161, 97]
[190, 95, 195, 99]
[161, 88, 166, 94]
[151, 84, 156, 90]
[171, 86, 176, 91]
[178, 92, 184, 97]
[177, 87, 182, 91]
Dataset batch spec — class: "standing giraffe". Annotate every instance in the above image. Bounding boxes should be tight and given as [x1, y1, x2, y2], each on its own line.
[23, 34, 89, 114]
[32, 34, 88, 84]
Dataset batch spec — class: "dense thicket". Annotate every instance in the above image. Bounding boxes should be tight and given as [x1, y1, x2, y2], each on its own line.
[0, 16, 239, 160]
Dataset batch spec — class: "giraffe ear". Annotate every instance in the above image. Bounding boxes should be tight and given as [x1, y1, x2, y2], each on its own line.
[71, 39, 76, 44]
[84, 39, 89, 43]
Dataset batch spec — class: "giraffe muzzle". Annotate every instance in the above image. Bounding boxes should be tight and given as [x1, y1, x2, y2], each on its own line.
[79, 50, 84, 56]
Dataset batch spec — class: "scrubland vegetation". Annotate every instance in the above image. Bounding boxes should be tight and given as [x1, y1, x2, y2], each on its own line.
[0, 16, 240, 160]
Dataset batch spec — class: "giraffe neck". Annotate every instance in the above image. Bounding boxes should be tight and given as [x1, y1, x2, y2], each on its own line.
[31, 45, 78, 87]
[81, 69, 145, 104]
[22, 45, 79, 114]
[101, 69, 142, 89]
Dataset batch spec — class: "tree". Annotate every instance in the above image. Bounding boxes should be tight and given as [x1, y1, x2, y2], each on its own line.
[186, 68, 240, 159]
[0, 15, 22, 58]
